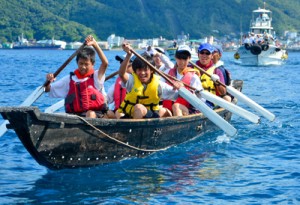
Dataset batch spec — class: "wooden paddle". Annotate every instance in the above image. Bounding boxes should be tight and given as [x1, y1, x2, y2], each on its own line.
[0, 43, 86, 137]
[189, 61, 275, 121]
[130, 49, 237, 137]
[105, 70, 119, 81]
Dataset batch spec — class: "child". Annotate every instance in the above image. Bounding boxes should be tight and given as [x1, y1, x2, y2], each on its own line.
[106, 55, 133, 118]
[45, 35, 109, 118]
[162, 45, 205, 116]
[116, 43, 182, 119]
[196, 43, 231, 103]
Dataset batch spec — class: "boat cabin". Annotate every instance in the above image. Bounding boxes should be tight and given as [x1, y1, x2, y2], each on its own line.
[250, 8, 273, 35]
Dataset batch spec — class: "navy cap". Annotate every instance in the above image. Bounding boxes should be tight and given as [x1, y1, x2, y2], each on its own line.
[213, 45, 223, 55]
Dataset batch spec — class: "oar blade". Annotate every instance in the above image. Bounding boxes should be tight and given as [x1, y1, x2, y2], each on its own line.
[200, 90, 260, 124]
[178, 87, 237, 137]
[226, 86, 275, 121]
[0, 86, 45, 137]
[0, 98, 65, 137]
[0, 120, 9, 137]
[20, 86, 45, 106]
[45, 99, 65, 113]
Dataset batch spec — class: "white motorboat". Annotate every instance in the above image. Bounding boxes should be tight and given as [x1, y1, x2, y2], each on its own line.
[234, 4, 288, 66]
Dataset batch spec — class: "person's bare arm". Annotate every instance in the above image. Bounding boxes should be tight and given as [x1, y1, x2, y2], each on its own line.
[85, 35, 108, 81]
[119, 43, 132, 84]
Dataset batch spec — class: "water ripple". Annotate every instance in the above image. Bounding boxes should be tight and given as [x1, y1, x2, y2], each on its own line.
[0, 50, 299, 204]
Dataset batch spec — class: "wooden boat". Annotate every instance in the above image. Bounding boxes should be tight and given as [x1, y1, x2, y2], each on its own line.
[0, 80, 243, 170]
[234, 4, 288, 66]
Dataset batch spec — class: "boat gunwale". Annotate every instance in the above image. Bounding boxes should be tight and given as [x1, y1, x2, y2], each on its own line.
[0, 106, 226, 127]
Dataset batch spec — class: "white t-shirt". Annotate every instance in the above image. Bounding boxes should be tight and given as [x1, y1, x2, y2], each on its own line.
[107, 83, 115, 104]
[243, 38, 251, 44]
[49, 69, 106, 99]
[107, 82, 116, 110]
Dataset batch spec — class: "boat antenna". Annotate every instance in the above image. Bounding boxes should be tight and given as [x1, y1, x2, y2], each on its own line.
[264, 2, 266, 9]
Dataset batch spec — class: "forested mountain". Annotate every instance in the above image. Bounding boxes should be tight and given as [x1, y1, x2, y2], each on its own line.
[0, 0, 299, 43]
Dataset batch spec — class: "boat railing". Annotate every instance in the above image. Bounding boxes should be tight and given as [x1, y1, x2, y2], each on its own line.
[251, 20, 271, 27]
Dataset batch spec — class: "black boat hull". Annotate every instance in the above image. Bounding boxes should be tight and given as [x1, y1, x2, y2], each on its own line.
[0, 80, 243, 169]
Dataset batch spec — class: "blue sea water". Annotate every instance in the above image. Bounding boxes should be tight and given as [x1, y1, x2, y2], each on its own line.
[0, 49, 299, 204]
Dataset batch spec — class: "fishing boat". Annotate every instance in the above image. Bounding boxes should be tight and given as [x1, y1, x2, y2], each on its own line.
[0, 80, 243, 170]
[234, 4, 288, 66]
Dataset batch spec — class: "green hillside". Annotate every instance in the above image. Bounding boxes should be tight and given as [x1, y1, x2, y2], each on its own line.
[0, 0, 299, 43]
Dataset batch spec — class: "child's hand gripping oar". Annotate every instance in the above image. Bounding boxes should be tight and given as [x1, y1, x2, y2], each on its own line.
[130, 48, 237, 137]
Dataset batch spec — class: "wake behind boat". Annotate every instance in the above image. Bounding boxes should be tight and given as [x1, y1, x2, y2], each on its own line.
[234, 4, 288, 66]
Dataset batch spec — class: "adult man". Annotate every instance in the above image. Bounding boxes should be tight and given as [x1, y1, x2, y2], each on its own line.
[147, 46, 174, 73]
[196, 43, 231, 103]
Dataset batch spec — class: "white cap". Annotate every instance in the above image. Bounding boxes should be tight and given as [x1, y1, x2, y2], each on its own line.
[177, 45, 192, 55]
[154, 47, 165, 54]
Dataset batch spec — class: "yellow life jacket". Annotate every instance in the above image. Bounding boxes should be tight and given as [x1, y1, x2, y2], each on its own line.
[199, 65, 217, 95]
[180, 67, 200, 76]
[118, 73, 160, 117]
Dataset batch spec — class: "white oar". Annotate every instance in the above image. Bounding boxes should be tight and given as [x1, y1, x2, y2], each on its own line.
[190, 61, 275, 121]
[198, 90, 260, 124]
[0, 87, 45, 137]
[162, 68, 260, 124]
[226, 86, 275, 121]
[179, 88, 237, 136]
[44, 99, 65, 113]
[0, 99, 65, 137]
[0, 43, 86, 137]
[0, 121, 8, 137]
[20, 86, 45, 106]
[130, 49, 237, 137]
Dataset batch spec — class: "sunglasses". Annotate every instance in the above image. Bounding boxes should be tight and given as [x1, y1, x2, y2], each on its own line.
[199, 51, 211, 55]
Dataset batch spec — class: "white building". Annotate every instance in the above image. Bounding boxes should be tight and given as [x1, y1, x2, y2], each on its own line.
[107, 34, 125, 48]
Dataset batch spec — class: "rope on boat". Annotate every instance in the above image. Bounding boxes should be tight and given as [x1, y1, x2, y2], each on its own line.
[76, 115, 169, 152]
